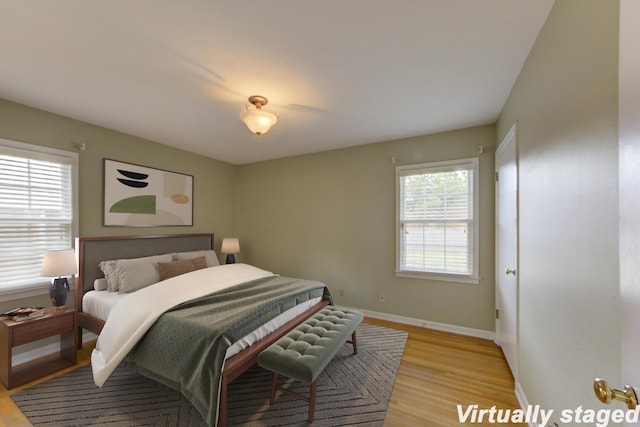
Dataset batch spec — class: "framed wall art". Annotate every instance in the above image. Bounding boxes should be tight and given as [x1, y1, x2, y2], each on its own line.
[103, 159, 193, 226]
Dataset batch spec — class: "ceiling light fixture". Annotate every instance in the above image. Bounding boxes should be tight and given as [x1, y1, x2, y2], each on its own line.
[239, 95, 278, 135]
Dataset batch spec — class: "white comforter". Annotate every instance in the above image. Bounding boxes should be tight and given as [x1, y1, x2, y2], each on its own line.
[91, 263, 274, 387]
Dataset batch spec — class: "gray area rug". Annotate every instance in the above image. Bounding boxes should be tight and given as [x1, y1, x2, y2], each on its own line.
[12, 323, 408, 426]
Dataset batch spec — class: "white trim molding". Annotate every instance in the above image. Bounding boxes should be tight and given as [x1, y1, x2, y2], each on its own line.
[359, 308, 495, 341]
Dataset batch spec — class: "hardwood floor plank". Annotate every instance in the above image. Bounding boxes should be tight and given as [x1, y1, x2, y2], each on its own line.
[0, 319, 523, 426]
[365, 317, 524, 426]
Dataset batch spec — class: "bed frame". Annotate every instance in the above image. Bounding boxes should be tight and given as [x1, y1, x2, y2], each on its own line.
[74, 233, 329, 427]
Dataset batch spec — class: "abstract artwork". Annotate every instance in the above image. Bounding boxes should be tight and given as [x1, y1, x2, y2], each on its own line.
[103, 159, 193, 226]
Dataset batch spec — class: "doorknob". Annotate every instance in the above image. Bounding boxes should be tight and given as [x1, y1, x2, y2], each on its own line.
[505, 268, 516, 275]
[593, 378, 638, 409]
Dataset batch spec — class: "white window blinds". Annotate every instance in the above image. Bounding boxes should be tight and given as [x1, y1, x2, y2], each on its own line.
[396, 158, 479, 282]
[0, 140, 77, 291]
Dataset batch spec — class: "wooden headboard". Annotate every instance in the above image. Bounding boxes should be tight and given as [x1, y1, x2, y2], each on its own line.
[74, 233, 214, 308]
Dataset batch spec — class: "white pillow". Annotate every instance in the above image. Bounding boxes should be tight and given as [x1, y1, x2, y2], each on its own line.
[99, 253, 172, 292]
[93, 278, 108, 291]
[117, 261, 162, 293]
[173, 250, 220, 267]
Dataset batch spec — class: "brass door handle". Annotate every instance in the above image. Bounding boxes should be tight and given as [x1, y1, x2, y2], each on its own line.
[594, 378, 638, 409]
[505, 268, 516, 276]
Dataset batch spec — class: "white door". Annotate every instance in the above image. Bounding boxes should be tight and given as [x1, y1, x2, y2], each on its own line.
[593, 2, 640, 422]
[495, 123, 518, 378]
[619, 0, 640, 394]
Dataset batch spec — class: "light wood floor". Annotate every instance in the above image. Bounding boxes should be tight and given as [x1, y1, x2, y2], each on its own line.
[0, 318, 523, 426]
[368, 318, 524, 426]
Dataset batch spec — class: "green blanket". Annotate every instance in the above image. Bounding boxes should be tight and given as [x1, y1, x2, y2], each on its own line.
[127, 275, 331, 427]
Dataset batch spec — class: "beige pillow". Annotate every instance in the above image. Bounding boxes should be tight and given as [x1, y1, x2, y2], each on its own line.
[158, 256, 207, 280]
[117, 261, 162, 293]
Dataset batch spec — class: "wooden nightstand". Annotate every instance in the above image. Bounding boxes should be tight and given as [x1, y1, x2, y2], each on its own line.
[0, 306, 77, 389]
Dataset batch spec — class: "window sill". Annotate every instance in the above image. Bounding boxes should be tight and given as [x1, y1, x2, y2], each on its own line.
[395, 270, 480, 284]
[0, 281, 51, 303]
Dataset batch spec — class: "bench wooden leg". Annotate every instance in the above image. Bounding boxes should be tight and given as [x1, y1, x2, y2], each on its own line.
[346, 331, 358, 354]
[308, 378, 318, 423]
[268, 372, 318, 423]
[270, 372, 279, 404]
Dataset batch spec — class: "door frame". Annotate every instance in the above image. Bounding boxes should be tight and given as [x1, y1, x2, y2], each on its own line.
[495, 122, 519, 379]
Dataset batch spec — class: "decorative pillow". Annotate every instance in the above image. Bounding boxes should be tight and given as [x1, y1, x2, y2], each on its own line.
[93, 278, 108, 291]
[117, 261, 162, 293]
[98, 260, 119, 292]
[173, 250, 220, 267]
[99, 254, 172, 292]
[158, 256, 208, 281]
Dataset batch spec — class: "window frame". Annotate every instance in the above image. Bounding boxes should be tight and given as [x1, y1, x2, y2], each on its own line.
[0, 138, 79, 301]
[395, 157, 480, 284]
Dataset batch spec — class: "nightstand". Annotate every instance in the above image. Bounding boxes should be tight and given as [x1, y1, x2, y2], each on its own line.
[0, 306, 77, 389]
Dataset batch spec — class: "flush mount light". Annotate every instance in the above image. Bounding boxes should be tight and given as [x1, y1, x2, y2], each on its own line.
[239, 95, 278, 135]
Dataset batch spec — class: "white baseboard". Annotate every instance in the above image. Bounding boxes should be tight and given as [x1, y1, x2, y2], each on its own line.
[514, 381, 538, 427]
[358, 308, 495, 341]
[12, 331, 98, 366]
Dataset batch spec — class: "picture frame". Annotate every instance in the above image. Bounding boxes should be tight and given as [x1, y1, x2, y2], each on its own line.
[103, 159, 193, 226]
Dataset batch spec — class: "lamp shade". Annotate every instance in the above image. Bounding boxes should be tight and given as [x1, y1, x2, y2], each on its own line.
[221, 238, 240, 254]
[239, 108, 278, 135]
[41, 249, 77, 277]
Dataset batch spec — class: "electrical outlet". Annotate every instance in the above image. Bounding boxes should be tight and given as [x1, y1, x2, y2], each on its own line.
[379, 292, 385, 302]
[339, 289, 344, 297]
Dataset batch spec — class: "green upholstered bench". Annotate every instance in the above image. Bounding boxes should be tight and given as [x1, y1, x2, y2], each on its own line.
[257, 306, 364, 422]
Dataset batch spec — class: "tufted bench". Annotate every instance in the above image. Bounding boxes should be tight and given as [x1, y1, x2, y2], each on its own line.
[257, 306, 364, 422]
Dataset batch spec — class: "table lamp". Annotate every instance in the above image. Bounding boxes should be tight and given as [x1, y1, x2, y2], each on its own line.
[221, 238, 240, 264]
[41, 249, 77, 309]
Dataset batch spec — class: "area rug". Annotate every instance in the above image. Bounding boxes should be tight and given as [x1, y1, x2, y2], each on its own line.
[11, 323, 408, 426]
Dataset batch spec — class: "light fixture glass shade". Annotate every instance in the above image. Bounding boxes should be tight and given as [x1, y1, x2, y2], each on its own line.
[239, 107, 278, 135]
[221, 238, 240, 254]
[41, 249, 77, 277]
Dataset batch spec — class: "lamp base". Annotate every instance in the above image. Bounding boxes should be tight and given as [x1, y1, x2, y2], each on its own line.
[50, 277, 69, 309]
[225, 254, 236, 264]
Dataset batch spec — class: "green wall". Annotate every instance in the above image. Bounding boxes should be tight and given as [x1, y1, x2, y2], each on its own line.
[0, 98, 496, 341]
[497, 0, 619, 417]
[237, 125, 496, 332]
[0, 98, 237, 311]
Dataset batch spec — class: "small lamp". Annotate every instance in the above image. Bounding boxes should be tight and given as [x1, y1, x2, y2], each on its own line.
[41, 249, 77, 309]
[221, 238, 240, 264]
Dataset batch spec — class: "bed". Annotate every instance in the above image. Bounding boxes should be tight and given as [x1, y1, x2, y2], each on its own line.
[74, 233, 332, 427]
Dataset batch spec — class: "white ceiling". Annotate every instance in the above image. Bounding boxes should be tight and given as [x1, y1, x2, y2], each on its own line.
[0, 1, 554, 165]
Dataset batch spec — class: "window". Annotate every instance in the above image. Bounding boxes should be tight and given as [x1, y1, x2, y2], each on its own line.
[0, 138, 78, 298]
[396, 158, 479, 283]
